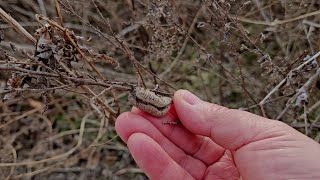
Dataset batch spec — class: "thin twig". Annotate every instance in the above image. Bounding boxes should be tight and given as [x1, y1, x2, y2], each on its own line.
[276, 68, 320, 120]
[0, 106, 44, 130]
[259, 51, 320, 113]
[0, 7, 36, 43]
[0, 66, 131, 90]
[235, 54, 259, 106]
[310, 114, 320, 132]
[54, 0, 64, 27]
[60, 0, 176, 90]
[160, 5, 204, 78]
[89, 135, 119, 147]
[36, 14, 106, 80]
[90, 0, 146, 88]
[229, 9, 320, 26]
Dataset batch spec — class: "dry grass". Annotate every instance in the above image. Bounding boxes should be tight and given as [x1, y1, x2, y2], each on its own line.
[0, 0, 319, 179]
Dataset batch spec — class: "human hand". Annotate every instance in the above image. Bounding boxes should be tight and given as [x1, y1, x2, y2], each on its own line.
[115, 90, 320, 180]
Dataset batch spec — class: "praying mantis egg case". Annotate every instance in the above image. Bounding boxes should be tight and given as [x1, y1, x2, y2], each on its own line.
[128, 87, 172, 117]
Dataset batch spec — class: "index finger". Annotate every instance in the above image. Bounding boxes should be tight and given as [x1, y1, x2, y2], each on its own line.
[131, 107, 225, 165]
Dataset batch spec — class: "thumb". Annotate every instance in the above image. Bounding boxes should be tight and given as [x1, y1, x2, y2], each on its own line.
[173, 90, 293, 150]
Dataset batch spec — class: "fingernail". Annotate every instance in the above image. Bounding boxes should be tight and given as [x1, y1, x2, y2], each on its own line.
[180, 90, 202, 105]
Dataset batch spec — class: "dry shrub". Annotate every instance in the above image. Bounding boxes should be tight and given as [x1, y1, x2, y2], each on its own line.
[0, 0, 319, 179]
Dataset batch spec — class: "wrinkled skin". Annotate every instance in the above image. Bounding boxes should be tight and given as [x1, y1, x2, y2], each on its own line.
[116, 90, 320, 180]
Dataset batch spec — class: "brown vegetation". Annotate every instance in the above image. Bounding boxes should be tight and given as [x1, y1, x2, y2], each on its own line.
[0, 0, 319, 179]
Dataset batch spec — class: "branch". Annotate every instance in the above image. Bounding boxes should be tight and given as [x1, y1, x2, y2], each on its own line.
[0, 7, 36, 44]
